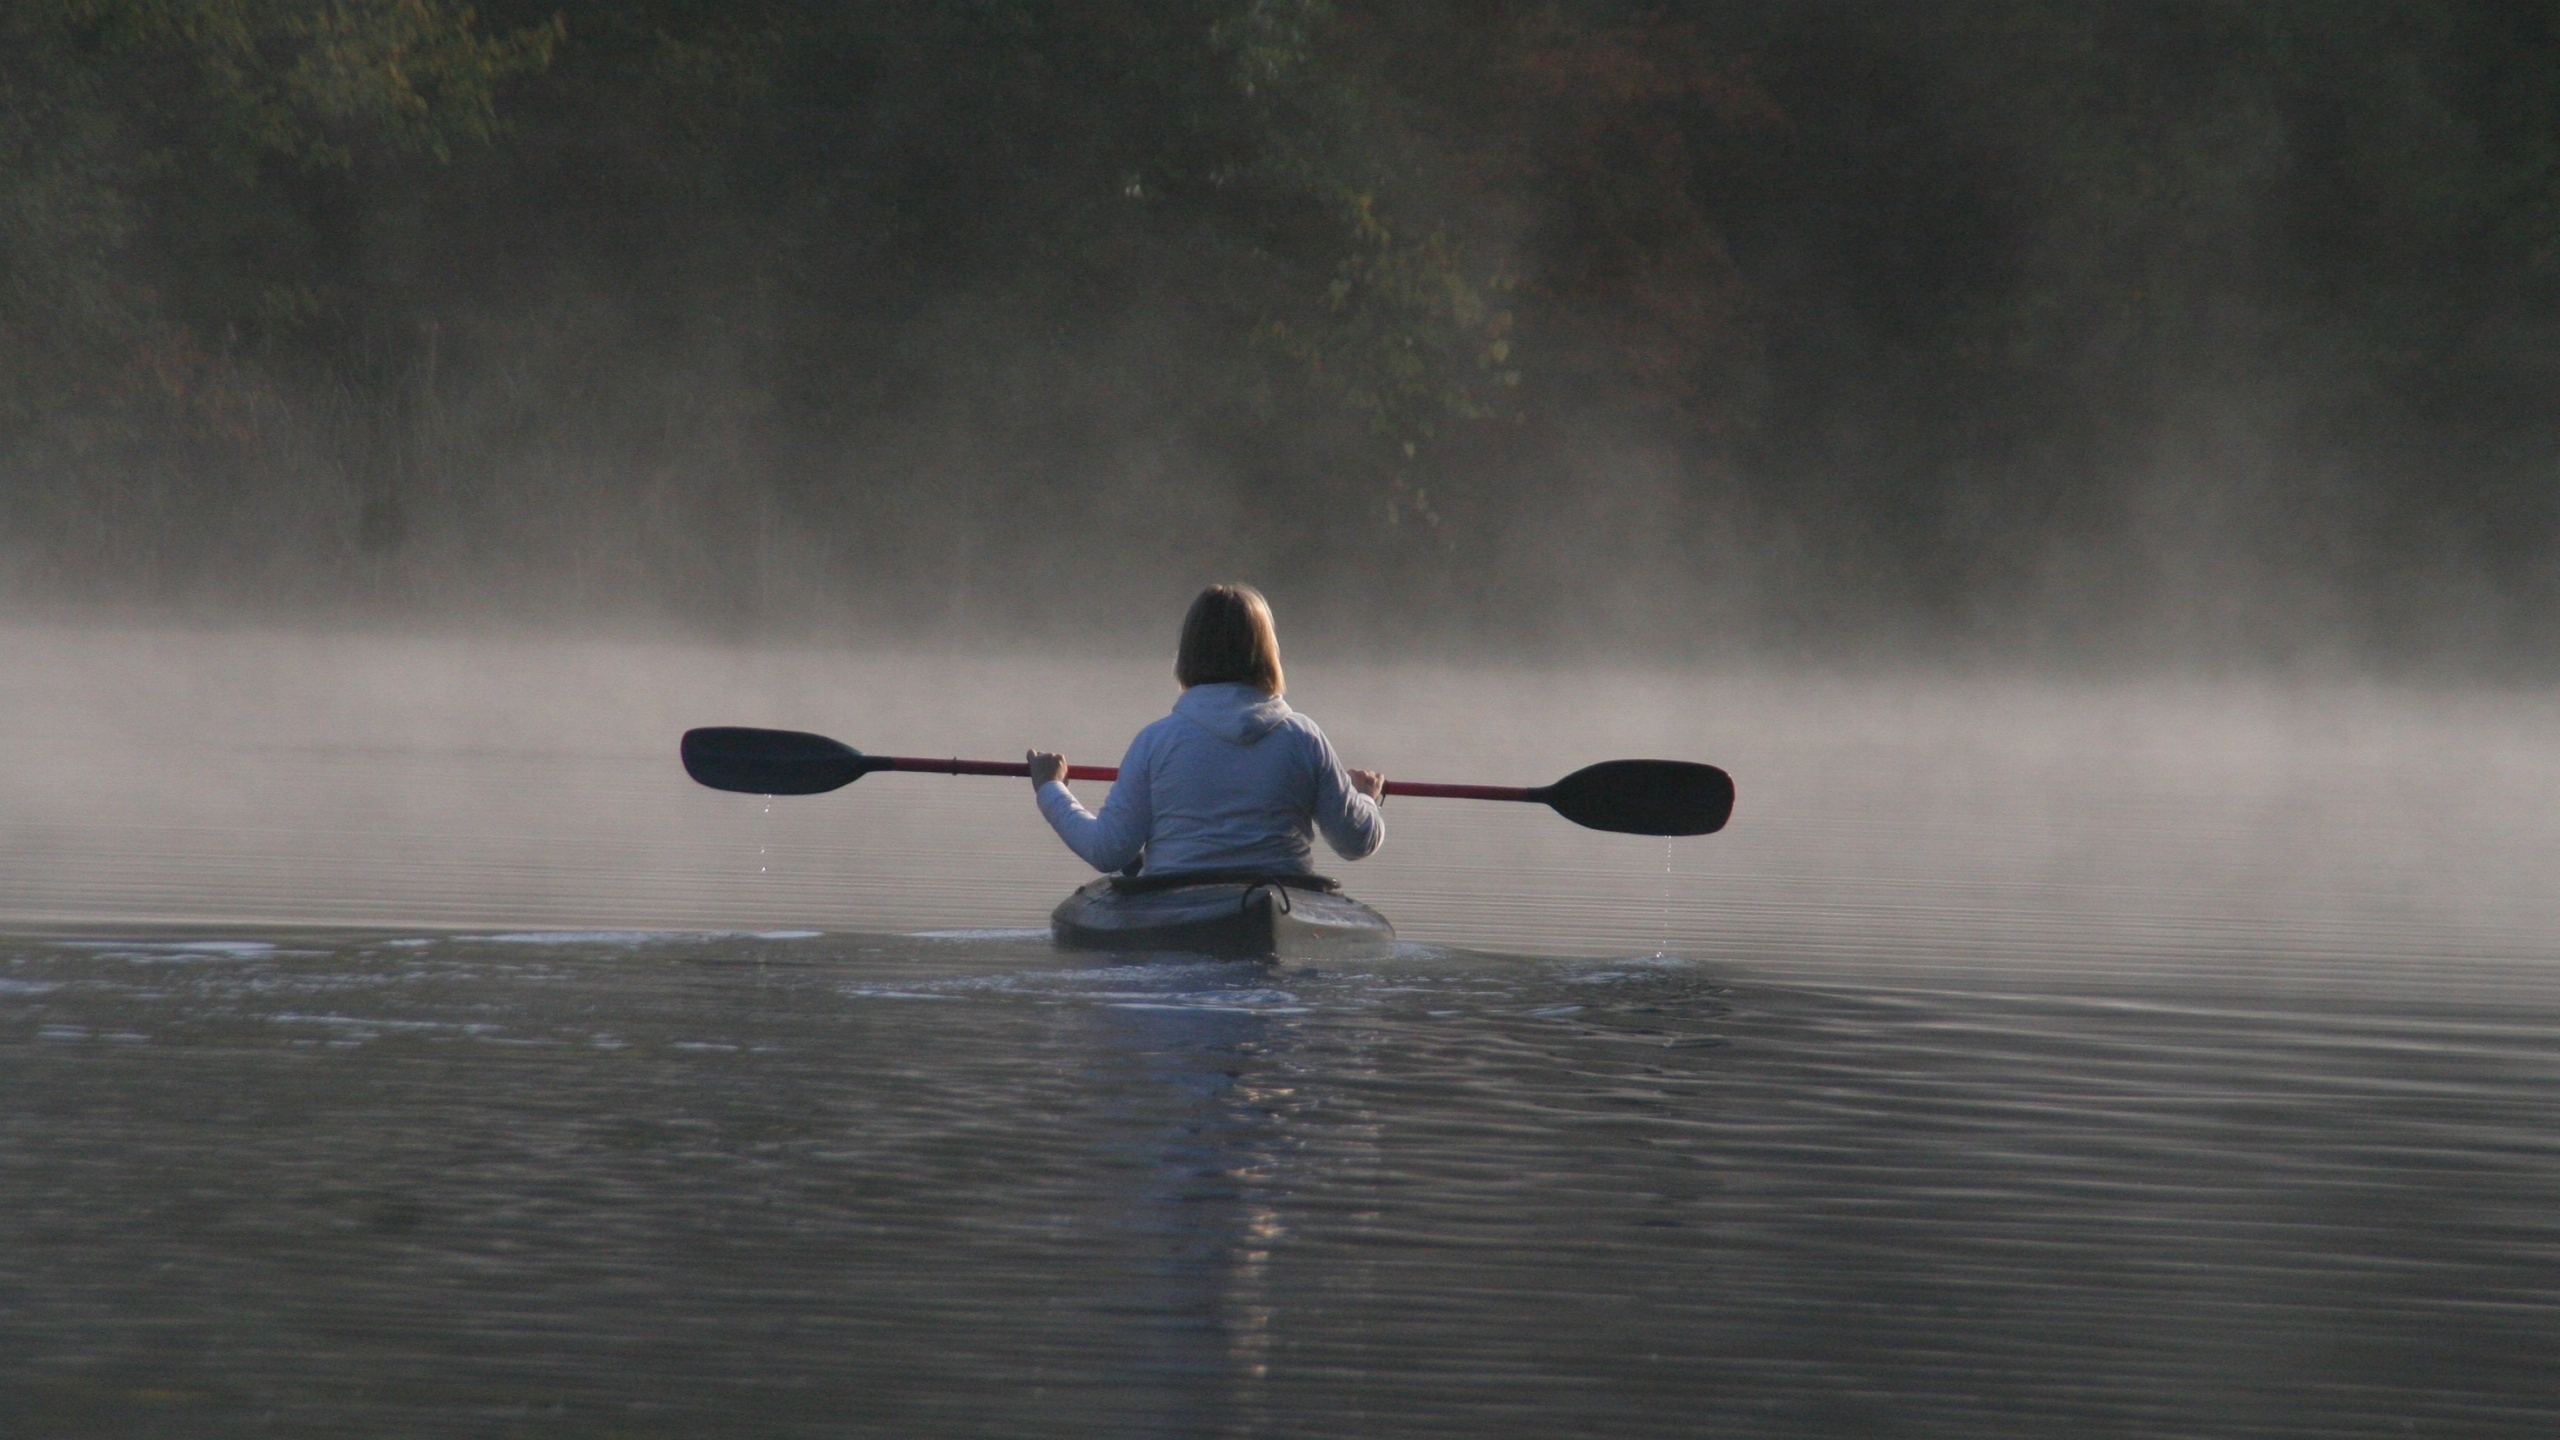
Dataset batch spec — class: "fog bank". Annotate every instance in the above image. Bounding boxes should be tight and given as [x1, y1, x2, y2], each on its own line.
[4, 623, 2551, 981]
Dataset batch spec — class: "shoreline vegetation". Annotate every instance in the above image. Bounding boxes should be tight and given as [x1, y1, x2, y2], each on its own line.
[5, 2, 2558, 667]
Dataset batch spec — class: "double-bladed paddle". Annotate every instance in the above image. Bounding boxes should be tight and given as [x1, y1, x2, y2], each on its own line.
[680, 726, 1734, 837]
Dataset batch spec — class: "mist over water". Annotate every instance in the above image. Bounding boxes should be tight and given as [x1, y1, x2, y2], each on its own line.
[5, 621, 2552, 975]
[3, 624, 2557, 1434]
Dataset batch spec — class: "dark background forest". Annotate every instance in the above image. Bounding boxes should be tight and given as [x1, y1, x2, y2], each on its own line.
[6, 0, 2560, 666]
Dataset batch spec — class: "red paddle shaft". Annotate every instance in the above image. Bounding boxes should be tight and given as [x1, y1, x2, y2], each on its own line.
[884, 756, 1119, 783]
[878, 756, 1537, 802]
[1378, 780, 1539, 801]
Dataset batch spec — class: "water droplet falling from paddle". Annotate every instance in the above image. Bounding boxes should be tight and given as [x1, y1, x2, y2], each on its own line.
[759, 795, 771, 875]
[1658, 836, 1674, 958]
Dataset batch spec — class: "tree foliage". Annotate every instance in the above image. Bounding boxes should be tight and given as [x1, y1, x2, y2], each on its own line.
[7, 1, 2560, 641]
[0, 0, 554, 440]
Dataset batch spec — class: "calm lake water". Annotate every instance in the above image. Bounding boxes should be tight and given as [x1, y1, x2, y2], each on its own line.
[1, 624, 2555, 1436]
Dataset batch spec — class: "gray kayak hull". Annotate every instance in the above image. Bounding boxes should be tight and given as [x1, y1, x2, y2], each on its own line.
[1050, 875, 1394, 959]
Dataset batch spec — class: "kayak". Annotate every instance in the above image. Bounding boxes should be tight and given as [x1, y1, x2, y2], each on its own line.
[1050, 872, 1393, 959]
[1050, 870, 1394, 959]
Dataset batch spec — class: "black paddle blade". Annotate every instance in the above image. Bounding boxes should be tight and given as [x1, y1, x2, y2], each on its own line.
[1543, 759, 1735, 836]
[681, 727, 878, 795]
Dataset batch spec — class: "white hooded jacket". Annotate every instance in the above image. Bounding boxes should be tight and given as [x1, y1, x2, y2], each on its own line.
[1035, 681, 1384, 876]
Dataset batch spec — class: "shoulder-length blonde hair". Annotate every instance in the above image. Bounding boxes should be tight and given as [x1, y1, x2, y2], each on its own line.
[1175, 584, 1284, 695]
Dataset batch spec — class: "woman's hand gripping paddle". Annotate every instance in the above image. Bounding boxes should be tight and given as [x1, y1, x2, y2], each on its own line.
[681, 727, 1734, 836]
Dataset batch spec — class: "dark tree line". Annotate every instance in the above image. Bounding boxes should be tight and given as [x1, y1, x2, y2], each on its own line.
[5, 1, 2559, 658]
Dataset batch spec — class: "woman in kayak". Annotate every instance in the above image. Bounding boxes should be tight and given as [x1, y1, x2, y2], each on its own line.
[1027, 584, 1385, 878]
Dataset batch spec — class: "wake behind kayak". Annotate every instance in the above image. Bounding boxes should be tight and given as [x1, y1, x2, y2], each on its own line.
[1050, 870, 1393, 960]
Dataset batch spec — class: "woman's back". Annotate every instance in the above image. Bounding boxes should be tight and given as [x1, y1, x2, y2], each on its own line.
[1036, 682, 1383, 877]
[1028, 583, 1385, 878]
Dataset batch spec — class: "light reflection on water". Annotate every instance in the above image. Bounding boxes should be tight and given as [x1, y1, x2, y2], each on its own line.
[0, 626, 2555, 1433]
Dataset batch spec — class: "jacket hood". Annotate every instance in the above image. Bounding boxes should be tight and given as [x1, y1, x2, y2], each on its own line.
[1174, 682, 1292, 744]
